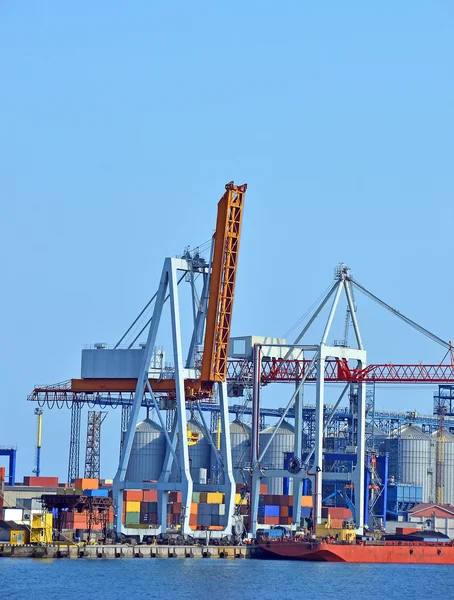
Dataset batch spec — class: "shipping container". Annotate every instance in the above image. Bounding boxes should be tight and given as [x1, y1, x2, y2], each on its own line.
[75, 478, 99, 490]
[207, 492, 224, 504]
[84, 489, 109, 497]
[23, 476, 59, 487]
[123, 490, 143, 502]
[126, 501, 141, 513]
[143, 489, 158, 502]
[125, 512, 141, 525]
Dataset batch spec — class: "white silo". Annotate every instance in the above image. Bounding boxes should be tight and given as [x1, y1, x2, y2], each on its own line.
[386, 424, 435, 503]
[259, 420, 295, 495]
[431, 429, 454, 505]
[126, 418, 166, 482]
[230, 419, 251, 484]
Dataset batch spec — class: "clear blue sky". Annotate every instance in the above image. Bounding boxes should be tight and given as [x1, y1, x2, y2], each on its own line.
[1, 1, 454, 481]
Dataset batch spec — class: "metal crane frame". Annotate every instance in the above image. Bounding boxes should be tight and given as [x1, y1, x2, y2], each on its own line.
[248, 266, 367, 534]
[113, 256, 235, 538]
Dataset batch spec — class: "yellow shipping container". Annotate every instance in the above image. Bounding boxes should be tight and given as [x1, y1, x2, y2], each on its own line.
[30, 528, 52, 544]
[32, 513, 53, 528]
[10, 530, 29, 545]
[207, 492, 224, 504]
[234, 493, 242, 505]
[126, 501, 141, 512]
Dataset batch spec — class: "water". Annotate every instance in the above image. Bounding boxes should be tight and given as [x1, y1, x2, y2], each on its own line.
[2, 558, 454, 599]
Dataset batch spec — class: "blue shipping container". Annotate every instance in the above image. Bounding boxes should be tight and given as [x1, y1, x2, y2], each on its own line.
[84, 489, 109, 497]
[258, 505, 279, 517]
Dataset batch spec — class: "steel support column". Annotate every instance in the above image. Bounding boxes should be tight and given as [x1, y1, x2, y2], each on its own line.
[314, 351, 325, 526]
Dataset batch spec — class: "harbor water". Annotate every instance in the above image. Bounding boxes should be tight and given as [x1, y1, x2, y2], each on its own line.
[2, 558, 454, 600]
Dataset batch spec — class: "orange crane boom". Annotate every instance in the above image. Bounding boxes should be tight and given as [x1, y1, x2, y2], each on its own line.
[68, 181, 246, 400]
[200, 181, 246, 382]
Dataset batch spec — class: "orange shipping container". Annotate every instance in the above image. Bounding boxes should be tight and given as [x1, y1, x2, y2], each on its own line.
[301, 496, 313, 507]
[190, 503, 198, 515]
[259, 484, 267, 494]
[75, 478, 99, 490]
[123, 490, 143, 502]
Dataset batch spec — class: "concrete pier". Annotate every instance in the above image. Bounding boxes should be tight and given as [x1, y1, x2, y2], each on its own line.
[0, 543, 260, 559]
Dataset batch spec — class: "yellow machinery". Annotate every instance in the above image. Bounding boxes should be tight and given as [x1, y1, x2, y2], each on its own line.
[187, 426, 200, 446]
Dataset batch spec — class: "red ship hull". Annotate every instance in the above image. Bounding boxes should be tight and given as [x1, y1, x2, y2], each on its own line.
[258, 541, 454, 564]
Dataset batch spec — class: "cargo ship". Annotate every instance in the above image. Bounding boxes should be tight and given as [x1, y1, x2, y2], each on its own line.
[258, 530, 454, 564]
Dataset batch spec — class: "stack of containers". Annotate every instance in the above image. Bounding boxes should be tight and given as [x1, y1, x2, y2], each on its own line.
[190, 491, 237, 530]
[258, 494, 313, 525]
[321, 506, 352, 528]
[123, 490, 143, 526]
[167, 491, 182, 527]
[140, 489, 158, 526]
[62, 478, 114, 530]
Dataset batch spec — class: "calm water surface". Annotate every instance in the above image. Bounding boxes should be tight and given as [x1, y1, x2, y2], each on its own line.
[2, 558, 453, 600]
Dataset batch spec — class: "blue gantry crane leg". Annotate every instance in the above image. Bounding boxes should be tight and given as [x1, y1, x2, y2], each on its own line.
[0, 447, 17, 485]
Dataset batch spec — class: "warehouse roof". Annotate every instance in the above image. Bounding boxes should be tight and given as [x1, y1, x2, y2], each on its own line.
[408, 503, 454, 518]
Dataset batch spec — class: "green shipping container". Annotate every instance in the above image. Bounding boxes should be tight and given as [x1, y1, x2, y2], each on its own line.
[125, 512, 140, 525]
[192, 492, 201, 503]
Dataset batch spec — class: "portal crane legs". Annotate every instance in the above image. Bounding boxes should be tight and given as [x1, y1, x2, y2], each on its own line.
[113, 257, 235, 538]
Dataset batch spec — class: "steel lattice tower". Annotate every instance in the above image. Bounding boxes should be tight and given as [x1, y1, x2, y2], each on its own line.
[68, 402, 82, 483]
[84, 411, 106, 479]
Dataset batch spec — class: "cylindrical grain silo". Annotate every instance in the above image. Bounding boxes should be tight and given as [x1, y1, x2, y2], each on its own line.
[386, 425, 435, 503]
[259, 420, 295, 495]
[125, 418, 166, 483]
[431, 429, 454, 505]
[230, 419, 251, 484]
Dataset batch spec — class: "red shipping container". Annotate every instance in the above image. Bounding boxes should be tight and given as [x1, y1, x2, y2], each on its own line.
[123, 490, 143, 502]
[143, 489, 158, 502]
[172, 502, 182, 514]
[280, 506, 289, 517]
[263, 516, 279, 525]
[23, 476, 59, 487]
[259, 484, 267, 494]
[168, 491, 182, 502]
[328, 507, 352, 519]
[396, 527, 420, 535]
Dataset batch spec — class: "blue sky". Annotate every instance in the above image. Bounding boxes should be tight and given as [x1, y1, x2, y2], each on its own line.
[1, 1, 454, 481]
